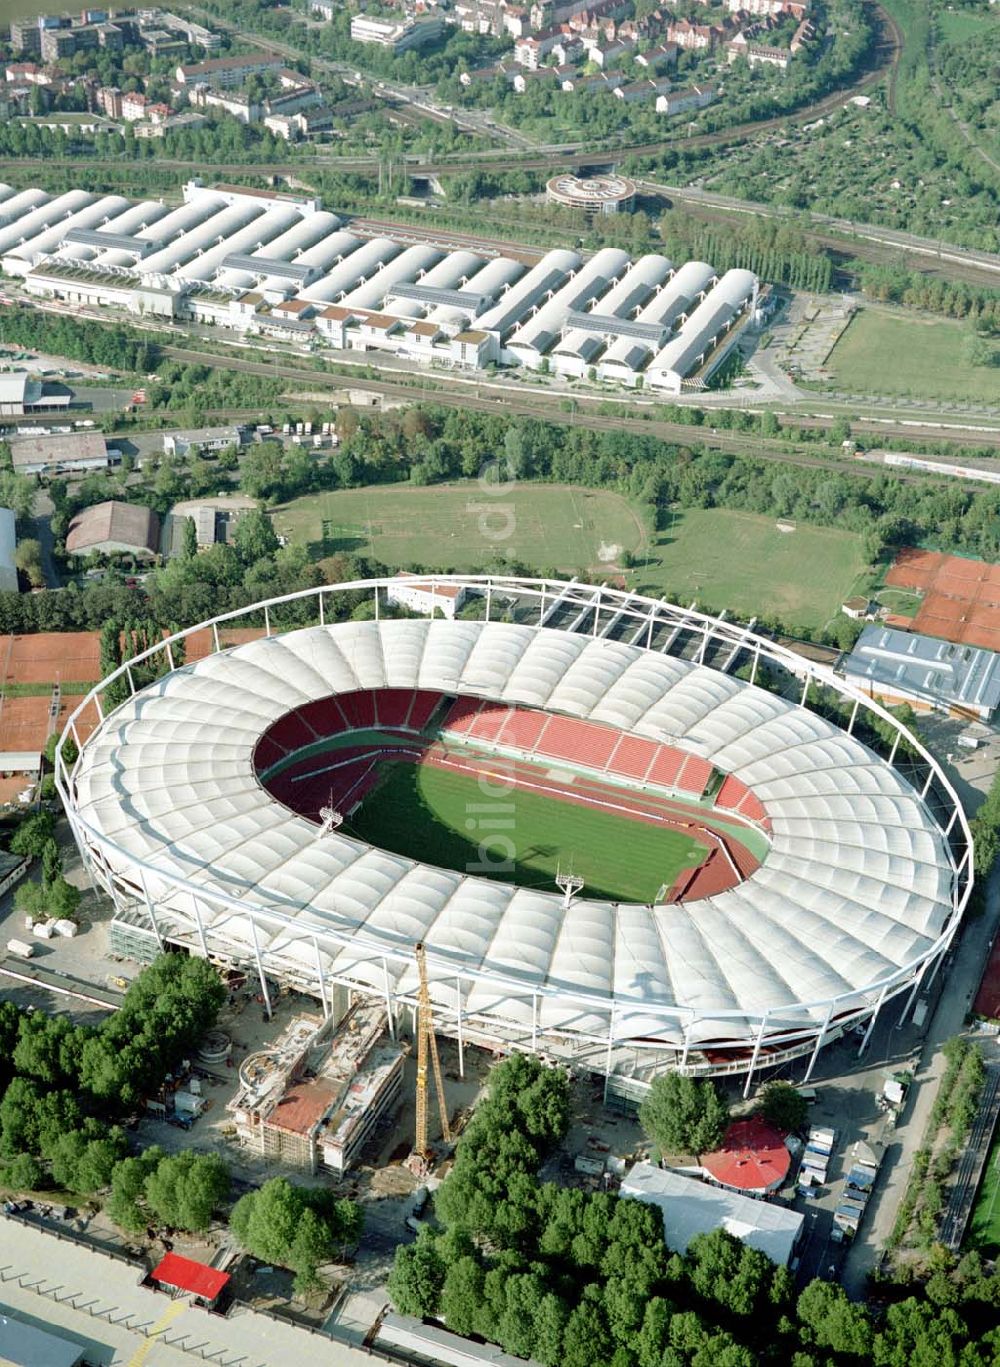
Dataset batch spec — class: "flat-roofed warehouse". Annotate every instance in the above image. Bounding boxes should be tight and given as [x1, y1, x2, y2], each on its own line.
[8, 430, 109, 476]
[66, 500, 160, 560]
[3, 178, 758, 390]
[842, 625, 1000, 722]
[621, 1162, 805, 1267]
[0, 371, 72, 417]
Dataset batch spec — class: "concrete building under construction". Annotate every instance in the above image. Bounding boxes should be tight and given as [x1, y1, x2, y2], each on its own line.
[227, 1000, 403, 1174]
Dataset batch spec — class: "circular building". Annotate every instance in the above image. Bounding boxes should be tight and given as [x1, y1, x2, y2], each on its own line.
[701, 1118, 791, 1194]
[546, 173, 637, 216]
[57, 577, 971, 1100]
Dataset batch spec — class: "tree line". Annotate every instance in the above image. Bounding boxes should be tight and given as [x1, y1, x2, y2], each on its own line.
[658, 209, 833, 294]
[858, 262, 1000, 331]
[6, 402, 1000, 645]
[389, 1053, 1000, 1366]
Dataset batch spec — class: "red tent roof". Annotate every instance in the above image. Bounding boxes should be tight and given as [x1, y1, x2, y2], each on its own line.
[151, 1252, 230, 1300]
[701, 1117, 790, 1192]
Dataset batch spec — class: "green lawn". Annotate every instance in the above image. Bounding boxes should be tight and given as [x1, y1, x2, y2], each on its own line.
[875, 587, 923, 615]
[967, 1132, 1000, 1255]
[825, 310, 1000, 402]
[347, 759, 705, 903]
[271, 481, 647, 576]
[937, 8, 996, 43]
[633, 508, 867, 630]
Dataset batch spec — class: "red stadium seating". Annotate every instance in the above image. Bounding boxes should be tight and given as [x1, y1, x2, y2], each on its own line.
[406, 690, 443, 733]
[737, 791, 768, 825]
[253, 736, 285, 770]
[676, 755, 714, 797]
[646, 746, 684, 789]
[296, 696, 351, 736]
[374, 689, 415, 729]
[500, 708, 548, 751]
[466, 702, 511, 742]
[336, 691, 379, 731]
[606, 734, 659, 780]
[537, 716, 616, 769]
[442, 697, 483, 734]
[264, 711, 320, 754]
[714, 775, 748, 811]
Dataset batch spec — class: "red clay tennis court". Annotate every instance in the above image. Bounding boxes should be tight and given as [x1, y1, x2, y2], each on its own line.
[0, 631, 102, 686]
[885, 549, 1000, 652]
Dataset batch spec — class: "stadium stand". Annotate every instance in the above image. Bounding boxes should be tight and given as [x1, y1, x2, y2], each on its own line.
[253, 735, 286, 770]
[606, 733, 659, 780]
[537, 715, 617, 769]
[441, 696, 483, 734]
[500, 707, 549, 752]
[373, 688, 415, 729]
[337, 691, 379, 731]
[737, 791, 768, 825]
[676, 754, 714, 797]
[646, 746, 684, 789]
[406, 689, 444, 733]
[714, 775, 748, 811]
[264, 710, 319, 754]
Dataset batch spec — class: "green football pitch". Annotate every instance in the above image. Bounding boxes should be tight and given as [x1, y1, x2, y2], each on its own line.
[347, 760, 706, 903]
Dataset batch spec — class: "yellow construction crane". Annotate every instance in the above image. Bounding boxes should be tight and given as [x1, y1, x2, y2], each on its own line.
[412, 941, 451, 1163]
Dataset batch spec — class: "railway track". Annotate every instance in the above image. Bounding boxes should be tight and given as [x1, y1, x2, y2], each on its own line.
[162, 345, 998, 492]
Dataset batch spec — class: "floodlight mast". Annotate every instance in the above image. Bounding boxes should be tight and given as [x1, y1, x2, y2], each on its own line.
[555, 864, 585, 910]
[316, 791, 343, 839]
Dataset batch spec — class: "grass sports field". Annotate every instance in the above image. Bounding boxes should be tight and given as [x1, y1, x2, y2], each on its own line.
[967, 1135, 1000, 1254]
[637, 508, 867, 629]
[272, 482, 647, 577]
[347, 759, 705, 903]
[825, 310, 1000, 402]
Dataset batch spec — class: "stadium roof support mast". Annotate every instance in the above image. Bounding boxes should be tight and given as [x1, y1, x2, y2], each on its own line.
[409, 941, 451, 1173]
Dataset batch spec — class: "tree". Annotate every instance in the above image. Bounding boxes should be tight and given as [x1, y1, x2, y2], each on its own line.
[439, 1255, 485, 1338]
[107, 1147, 163, 1233]
[40, 838, 62, 889]
[14, 538, 44, 589]
[686, 1229, 771, 1318]
[145, 1151, 230, 1233]
[639, 1074, 730, 1156]
[232, 508, 279, 565]
[387, 1226, 446, 1318]
[797, 1280, 872, 1357]
[230, 1177, 361, 1288]
[238, 442, 284, 501]
[288, 1207, 333, 1293]
[0, 1152, 42, 1192]
[44, 732, 77, 768]
[181, 516, 198, 560]
[758, 1081, 808, 1134]
[562, 1295, 612, 1367]
[9, 809, 56, 859]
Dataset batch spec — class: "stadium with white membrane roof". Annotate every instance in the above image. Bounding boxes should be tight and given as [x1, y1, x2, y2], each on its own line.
[58, 578, 972, 1099]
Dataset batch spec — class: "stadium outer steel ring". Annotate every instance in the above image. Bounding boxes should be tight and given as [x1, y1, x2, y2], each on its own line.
[55, 576, 974, 1096]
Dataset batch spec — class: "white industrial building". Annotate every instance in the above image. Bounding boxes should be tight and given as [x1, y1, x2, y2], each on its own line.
[621, 1163, 805, 1266]
[2, 179, 758, 389]
[843, 625, 1000, 722]
[0, 507, 17, 594]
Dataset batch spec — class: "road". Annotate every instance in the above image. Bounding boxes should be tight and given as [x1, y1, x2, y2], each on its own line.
[841, 864, 1000, 1296]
